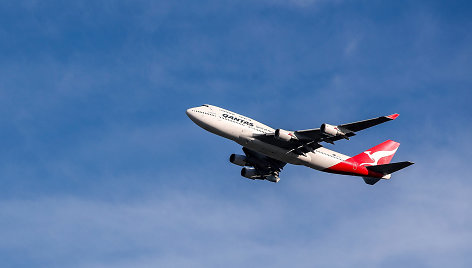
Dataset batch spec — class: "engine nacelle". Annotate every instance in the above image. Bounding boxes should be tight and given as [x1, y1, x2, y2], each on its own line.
[320, 123, 346, 137]
[265, 175, 280, 183]
[275, 129, 297, 142]
[241, 167, 261, 179]
[230, 154, 248, 167]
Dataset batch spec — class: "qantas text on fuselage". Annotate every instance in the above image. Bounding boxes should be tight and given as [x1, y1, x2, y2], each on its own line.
[186, 104, 413, 185]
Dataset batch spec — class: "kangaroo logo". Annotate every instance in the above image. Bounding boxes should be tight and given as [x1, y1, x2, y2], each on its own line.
[359, 148, 398, 166]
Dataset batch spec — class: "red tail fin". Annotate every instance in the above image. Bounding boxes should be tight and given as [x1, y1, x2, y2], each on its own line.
[351, 140, 400, 167]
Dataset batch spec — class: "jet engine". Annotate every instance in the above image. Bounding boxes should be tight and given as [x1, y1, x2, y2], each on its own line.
[241, 167, 261, 179]
[229, 154, 248, 167]
[265, 175, 280, 183]
[321, 123, 346, 137]
[275, 129, 297, 142]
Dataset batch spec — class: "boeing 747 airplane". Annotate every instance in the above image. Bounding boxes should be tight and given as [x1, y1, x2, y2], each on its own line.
[186, 104, 413, 185]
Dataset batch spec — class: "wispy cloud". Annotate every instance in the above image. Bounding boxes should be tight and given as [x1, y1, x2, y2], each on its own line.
[0, 0, 471, 267]
[1, 148, 470, 268]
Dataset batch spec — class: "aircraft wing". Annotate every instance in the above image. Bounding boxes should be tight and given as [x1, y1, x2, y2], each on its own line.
[253, 114, 399, 155]
[242, 147, 286, 176]
[295, 113, 399, 144]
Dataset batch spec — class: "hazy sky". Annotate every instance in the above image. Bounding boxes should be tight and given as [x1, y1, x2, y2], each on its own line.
[0, 1, 471, 267]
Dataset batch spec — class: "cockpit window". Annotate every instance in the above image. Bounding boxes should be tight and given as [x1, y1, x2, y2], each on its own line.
[201, 104, 209, 107]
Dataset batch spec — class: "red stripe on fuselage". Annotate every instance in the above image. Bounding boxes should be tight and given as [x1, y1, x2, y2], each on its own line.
[324, 159, 384, 178]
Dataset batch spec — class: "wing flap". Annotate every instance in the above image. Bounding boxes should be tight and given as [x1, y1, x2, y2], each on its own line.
[242, 147, 286, 174]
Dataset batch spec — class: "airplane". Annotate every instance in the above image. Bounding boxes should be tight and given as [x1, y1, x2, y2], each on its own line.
[186, 104, 414, 185]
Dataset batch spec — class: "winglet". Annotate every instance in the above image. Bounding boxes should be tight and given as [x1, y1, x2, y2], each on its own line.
[386, 113, 399, 120]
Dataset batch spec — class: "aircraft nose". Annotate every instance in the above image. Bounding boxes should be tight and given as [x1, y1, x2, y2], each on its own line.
[186, 107, 200, 122]
[186, 108, 193, 118]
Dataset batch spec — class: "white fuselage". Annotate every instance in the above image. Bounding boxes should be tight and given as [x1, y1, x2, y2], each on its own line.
[186, 105, 350, 172]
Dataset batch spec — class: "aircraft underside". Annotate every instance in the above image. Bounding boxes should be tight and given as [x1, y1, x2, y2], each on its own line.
[187, 104, 413, 185]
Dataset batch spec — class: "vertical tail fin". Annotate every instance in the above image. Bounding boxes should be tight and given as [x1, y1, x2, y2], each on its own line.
[349, 140, 413, 185]
[351, 140, 400, 167]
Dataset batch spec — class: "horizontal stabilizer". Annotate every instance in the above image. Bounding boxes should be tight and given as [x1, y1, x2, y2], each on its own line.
[363, 177, 381, 185]
[366, 161, 414, 175]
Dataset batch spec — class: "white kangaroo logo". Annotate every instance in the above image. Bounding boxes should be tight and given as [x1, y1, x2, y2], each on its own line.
[360, 148, 398, 166]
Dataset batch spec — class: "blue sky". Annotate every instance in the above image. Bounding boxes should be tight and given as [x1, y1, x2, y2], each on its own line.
[0, 0, 471, 267]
